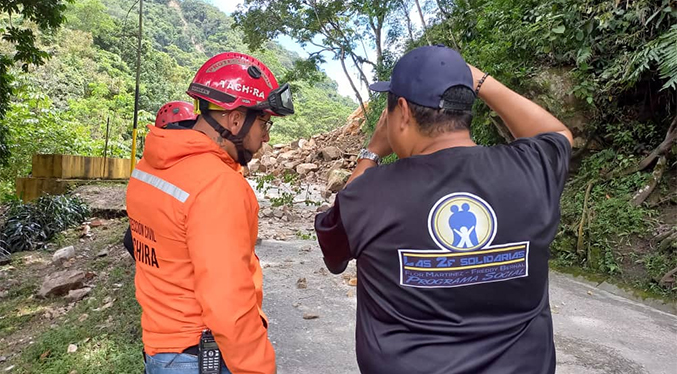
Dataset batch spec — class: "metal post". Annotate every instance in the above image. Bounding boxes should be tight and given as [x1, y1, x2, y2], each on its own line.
[103, 116, 110, 177]
[130, 0, 143, 173]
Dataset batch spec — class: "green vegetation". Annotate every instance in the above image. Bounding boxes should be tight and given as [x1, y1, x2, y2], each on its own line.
[1, 194, 89, 253]
[0, 0, 356, 194]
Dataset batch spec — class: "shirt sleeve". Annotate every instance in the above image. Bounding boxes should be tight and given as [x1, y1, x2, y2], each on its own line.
[186, 173, 275, 374]
[512, 132, 572, 190]
[314, 193, 352, 274]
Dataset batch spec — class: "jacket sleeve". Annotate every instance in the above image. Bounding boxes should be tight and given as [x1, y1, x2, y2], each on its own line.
[186, 174, 275, 374]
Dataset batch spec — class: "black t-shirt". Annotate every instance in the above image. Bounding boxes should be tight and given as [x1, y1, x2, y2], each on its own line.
[315, 133, 571, 374]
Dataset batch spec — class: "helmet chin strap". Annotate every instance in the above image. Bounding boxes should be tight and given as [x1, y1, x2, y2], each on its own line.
[199, 101, 257, 167]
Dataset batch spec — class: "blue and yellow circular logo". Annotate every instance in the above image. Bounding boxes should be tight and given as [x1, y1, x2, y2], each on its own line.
[428, 192, 497, 252]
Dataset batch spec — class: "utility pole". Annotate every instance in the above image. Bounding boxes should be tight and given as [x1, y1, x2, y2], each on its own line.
[130, 0, 143, 173]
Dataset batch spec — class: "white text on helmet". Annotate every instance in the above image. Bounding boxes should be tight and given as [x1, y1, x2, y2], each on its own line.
[219, 80, 265, 99]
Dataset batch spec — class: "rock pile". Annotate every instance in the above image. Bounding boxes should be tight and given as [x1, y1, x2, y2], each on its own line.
[247, 105, 367, 194]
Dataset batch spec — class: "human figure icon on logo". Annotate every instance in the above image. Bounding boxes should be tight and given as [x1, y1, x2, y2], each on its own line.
[449, 203, 478, 248]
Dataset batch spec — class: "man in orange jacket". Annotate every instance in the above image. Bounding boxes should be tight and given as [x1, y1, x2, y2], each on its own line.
[126, 52, 294, 374]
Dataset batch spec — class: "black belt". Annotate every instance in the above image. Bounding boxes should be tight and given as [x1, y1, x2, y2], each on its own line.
[182, 344, 225, 367]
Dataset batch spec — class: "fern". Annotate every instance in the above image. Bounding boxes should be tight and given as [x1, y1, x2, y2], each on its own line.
[624, 24, 677, 91]
[656, 24, 677, 90]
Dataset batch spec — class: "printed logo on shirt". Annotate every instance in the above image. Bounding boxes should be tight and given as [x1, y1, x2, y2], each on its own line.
[428, 193, 497, 252]
[129, 217, 160, 269]
[399, 192, 528, 288]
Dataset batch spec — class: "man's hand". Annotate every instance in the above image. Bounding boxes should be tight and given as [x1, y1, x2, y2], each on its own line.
[366, 109, 392, 158]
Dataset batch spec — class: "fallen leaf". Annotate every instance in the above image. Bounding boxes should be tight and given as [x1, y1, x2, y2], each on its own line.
[303, 313, 320, 320]
[348, 278, 358, 286]
[296, 278, 307, 289]
[39, 350, 51, 360]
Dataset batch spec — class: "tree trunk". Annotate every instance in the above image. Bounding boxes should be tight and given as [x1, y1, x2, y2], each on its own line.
[368, 17, 383, 65]
[631, 155, 667, 207]
[435, 0, 450, 19]
[659, 266, 677, 287]
[347, 51, 372, 90]
[607, 115, 677, 179]
[413, 0, 431, 45]
[577, 181, 594, 257]
[657, 229, 677, 253]
[340, 49, 367, 117]
[488, 116, 514, 143]
[400, 0, 415, 42]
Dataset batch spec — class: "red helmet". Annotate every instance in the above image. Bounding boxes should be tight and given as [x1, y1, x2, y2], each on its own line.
[155, 101, 197, 127]
[187, 52, 294, 116]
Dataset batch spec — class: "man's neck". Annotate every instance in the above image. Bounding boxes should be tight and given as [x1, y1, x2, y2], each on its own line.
[411, 130, 476, 156]
[193, 120, 239, 161]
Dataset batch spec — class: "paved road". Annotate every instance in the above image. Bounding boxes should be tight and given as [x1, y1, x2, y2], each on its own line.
[258, 239, 677, 374]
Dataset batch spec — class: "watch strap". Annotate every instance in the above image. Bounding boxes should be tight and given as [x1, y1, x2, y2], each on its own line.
[358, 148, 382, 165]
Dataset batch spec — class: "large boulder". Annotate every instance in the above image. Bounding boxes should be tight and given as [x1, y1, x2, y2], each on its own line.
[278, 151, 297, 163]
[254, 143, 273, 159]
[38, 270, 86, 298]
[261, 155, 277, 168]
[249, 159, 261, 173]
[284, 161, 301, 171]
[296, 163, 319, 176]
[326, 169, 352, 192]
[320, 146, 342, 161]
[325, 160, 345, 179]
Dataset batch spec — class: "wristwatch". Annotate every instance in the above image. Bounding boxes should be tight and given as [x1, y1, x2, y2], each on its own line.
[357, 148, 382, 165]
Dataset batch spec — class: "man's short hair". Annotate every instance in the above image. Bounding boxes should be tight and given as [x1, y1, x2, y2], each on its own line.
[387, 86, 474, 135]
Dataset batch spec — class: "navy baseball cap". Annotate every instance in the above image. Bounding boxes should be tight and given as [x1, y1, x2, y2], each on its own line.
[369, 45, 475, 109]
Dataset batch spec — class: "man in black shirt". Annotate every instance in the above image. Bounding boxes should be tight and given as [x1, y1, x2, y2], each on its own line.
[315, 45, 573, 373]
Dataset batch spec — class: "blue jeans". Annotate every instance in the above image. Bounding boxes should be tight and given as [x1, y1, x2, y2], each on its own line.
[144, 353, 232, 374]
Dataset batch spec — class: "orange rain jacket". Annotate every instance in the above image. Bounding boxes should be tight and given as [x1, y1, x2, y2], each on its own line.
[126, 125, 275, 374]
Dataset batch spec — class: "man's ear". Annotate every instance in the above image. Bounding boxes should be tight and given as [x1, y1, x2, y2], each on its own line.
[224, 110, 245, 135]
[398, 97, 411, 132]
